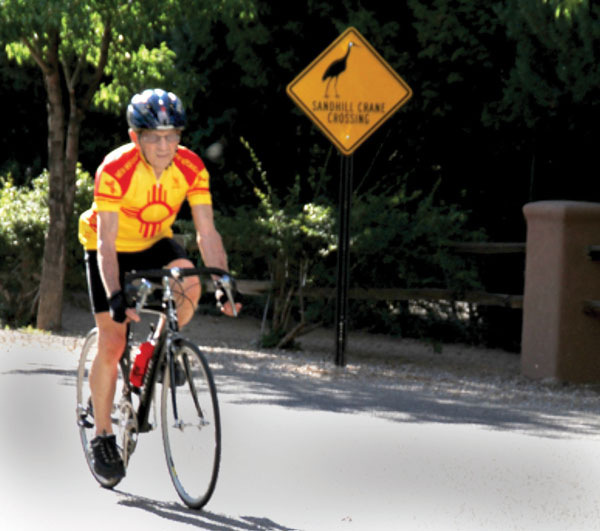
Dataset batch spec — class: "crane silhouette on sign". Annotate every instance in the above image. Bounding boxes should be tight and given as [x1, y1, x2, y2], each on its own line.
[322, 41, 357, 98]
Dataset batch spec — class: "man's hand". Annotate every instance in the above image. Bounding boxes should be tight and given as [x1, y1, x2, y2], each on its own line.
[108, 290, 140, 323]
[108, 291, 127, 323]
[220, 301, 242, 317]
[126, 307, 141, 323]
[214, 281, 242, 317]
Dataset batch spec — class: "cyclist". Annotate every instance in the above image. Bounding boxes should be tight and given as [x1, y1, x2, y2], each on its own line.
[78, 88, 241, 483]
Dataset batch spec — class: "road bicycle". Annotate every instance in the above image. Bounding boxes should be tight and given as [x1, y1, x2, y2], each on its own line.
[76, 266, 237, 509]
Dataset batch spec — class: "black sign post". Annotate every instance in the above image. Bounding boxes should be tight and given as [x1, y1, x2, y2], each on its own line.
[335, 154, 353, 367]
[286, 27, 412, 366]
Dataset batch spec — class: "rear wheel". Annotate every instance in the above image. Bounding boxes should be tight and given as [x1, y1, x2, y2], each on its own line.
[161, 339, 221, 509]
[76, 328, 134, 488]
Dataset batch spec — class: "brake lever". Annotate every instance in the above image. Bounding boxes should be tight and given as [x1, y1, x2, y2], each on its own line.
[218, 274, 238, 317]
[135, 279, 153, 314]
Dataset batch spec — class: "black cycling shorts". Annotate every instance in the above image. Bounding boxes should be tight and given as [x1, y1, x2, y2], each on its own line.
[85, 237, 189, 314]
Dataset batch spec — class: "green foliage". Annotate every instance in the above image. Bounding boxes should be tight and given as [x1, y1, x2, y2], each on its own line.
[351, 183, 484, 292]
[348, 182, 486, 342]
[491, 0, 600, 127]
[178, 138, 485, 348]
[212, 138, 336, 347]
[1, 0, 186, 112]
[95, 42, 178, 112]
[408, 0, 501, 118]
[0, 0, 209, 328]
[1, 1, 598, 345]
[0, 166, 93, 326]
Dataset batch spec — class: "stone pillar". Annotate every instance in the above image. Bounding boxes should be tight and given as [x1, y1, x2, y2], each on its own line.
[521, 201, 600, 383]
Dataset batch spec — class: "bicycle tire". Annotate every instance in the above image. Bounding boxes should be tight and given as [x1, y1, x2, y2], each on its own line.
[76, 328, 132, 489]
[160, 339, 221, 509]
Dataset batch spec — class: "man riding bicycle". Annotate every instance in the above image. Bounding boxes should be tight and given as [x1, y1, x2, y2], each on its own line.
[78, 88, 240, 483]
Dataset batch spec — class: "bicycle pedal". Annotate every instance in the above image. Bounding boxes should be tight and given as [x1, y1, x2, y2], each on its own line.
[78, 417, 94, 429]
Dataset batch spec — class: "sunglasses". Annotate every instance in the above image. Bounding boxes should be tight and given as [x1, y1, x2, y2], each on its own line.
[140, 132, 181, 144]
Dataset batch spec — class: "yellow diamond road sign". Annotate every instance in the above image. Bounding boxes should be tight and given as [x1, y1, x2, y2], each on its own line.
[287, 27, 413, 156]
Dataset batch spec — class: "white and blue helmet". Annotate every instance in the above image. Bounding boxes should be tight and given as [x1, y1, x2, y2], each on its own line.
[126, 88, 186, 130]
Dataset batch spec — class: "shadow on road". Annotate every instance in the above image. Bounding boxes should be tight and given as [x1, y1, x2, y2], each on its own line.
[116, 492, 299, 530]
[5, 336, 600, 441]
[209, 350, 600, 440]
[4, 366, 77, 379]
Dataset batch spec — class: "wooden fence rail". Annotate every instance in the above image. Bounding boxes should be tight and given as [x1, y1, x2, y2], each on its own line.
[233, 281, 524, 309]
[223, 242, 527, 309]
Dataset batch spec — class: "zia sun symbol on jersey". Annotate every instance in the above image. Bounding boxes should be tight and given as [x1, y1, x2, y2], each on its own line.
[121, 184, 175, 238]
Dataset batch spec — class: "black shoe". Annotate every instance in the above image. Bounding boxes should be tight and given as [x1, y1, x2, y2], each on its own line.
[90, 434, 125, 482]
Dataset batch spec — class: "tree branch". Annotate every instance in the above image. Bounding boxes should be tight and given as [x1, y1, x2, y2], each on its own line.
[61, 58, 73, 92]
[276, 320, 323, 349]
[71, 48, 88, 87]
[62, 46, 88, 92]
[45, 27, 60, 73]
[21, 37, 51, 74]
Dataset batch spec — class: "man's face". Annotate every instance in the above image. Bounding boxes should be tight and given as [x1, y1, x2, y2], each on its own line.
[132, 129, 181, 173]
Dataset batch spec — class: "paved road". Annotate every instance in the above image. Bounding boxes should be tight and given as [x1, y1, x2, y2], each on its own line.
[1, 331, 600, 530]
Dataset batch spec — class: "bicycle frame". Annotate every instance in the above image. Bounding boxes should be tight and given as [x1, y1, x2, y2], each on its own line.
[119, 273, 182, 434]
[119, 266, 231, 434]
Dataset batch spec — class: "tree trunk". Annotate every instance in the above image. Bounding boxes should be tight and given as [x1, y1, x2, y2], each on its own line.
[36, 83, 84, 330]
[36, 46, 66, 330]
[34, 20, 110, 330]
[64, 91, 84, 218]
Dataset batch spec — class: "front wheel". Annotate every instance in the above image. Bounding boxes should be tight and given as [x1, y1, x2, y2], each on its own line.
[161, 339, 221, 509]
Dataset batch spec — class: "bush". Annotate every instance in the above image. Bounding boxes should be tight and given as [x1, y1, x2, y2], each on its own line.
[178, 139, 487, 349]
[176, 138, 337, 348]
[347, 182, 488, 343]
[0, 166, 93, 326]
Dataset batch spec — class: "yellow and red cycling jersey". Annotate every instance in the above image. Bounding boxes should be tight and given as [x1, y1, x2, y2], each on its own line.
[78, 143, 212, 252]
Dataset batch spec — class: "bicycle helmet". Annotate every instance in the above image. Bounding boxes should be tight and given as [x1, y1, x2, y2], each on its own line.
[126, 88, 186, 130]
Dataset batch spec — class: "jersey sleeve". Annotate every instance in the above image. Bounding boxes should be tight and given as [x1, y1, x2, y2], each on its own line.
[173, 147, 212, 206]
[186, 168, 212, 206]
[94, 170, 124, 212]
[93, 144, 139, 212]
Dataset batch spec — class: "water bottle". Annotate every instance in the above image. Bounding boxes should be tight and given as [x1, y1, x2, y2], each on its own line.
[130, 340, 155, 387]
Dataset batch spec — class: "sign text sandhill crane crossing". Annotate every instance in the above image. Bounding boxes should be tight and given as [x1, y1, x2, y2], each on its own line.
[287, 27, 413, 156]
